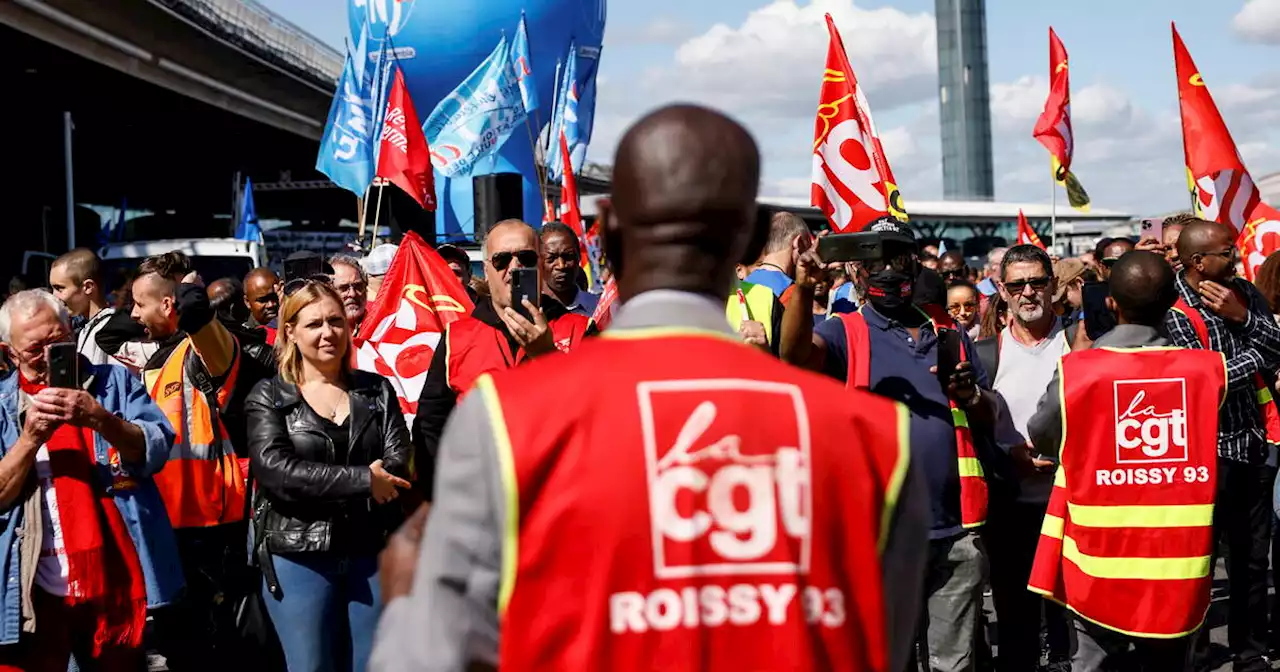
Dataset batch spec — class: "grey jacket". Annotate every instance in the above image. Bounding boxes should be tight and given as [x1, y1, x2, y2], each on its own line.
[1027, 324, 1170, 456]
[370, 290, 929, 672]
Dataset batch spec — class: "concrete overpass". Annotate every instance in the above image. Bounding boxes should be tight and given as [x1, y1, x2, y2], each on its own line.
[0, 0, 356, 267]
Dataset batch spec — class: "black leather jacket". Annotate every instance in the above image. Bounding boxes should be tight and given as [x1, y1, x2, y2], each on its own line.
[245, 370, 413, 556]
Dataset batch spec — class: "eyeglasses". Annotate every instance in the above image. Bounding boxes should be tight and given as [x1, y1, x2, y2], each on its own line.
[490, 249, 539, 272]
[334, 280, 368, 296]
[940, 268, 967, 279]
[1003, 276, 1051, 294]
[283, 275, 333, 298]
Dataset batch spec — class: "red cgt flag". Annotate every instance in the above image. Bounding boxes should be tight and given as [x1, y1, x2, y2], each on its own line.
[557, 131, 584, 237]
[591, 277, 619, 331]
[376, 65, 437, 211]
[1016, 210, 1046, 250]
[810, 13, 906, 233]
[354, 231, 473, 425]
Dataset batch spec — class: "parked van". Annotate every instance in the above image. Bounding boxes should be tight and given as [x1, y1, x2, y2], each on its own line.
[99, 238, 265, 294]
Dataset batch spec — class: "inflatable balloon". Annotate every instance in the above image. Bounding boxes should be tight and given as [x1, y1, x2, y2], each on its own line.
[350, 0, 607, 240]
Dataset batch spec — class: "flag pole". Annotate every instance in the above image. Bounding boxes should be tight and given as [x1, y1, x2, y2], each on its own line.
[372, 181, 386, 239]
[1050, 172, 1058, 252]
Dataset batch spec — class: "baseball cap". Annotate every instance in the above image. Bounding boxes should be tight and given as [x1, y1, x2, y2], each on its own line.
[361, 244, 399, 277]
[1052, 258, 1087, 303]
[282, 251, 334, 280]
[435, 244, 470, 268]
[865, 216, 916, 246]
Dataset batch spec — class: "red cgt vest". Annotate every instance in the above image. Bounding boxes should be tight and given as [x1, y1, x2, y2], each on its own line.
[838, 304, 988, 529]
[479, 327, 911, 672]
[445, 312, 591, 395]
[1170, 297, 1280, 445]
[1027, 347, 1226, 638]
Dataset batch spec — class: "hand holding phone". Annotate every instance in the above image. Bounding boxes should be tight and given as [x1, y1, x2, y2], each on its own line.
[935, 328, 963, 388]
[510, 269, 541, 323]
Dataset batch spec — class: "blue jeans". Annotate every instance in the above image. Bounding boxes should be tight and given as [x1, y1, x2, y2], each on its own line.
[262, 553, 382, 672]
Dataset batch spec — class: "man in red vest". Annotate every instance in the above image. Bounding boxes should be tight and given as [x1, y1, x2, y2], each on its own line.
[412, 219, 594, 500]
[371, 104, 929, 672]
[1026, 250, 1226, 670]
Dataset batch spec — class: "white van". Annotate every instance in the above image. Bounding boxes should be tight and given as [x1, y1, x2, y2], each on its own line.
[99, 238, 265, 293]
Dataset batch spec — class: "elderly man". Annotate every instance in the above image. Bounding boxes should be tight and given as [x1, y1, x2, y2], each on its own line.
[361, 244, 399, 303]
[330, 254, 370, 333]
[0, 290, 182, 669]
[412, 219, 594, 500]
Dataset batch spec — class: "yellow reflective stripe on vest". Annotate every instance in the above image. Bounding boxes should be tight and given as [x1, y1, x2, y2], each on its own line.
[879, 403, 912, 554]
[958, 456, 983, 478]
[1054, 467, 1066, 487]
[1066, 503, 1214, 529]
[950, 407, 969, 429]
[1063, 536, 1210, 580]
[1258, 386, 1274, 405]
[1042, 514, 1065, 540]
[475, 375, 521, 618]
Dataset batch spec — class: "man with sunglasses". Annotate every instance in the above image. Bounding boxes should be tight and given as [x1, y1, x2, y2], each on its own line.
[974, 244, 1073, 672]
[1094, 238, 1134, 281]
[411, 219, 594, 501]
[1164, 220, 1280, 672]
[938, 250, 970, 287]
[781, 217, 997, 672]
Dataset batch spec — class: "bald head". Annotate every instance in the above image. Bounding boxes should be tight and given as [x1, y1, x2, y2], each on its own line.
[1176, 219, 1235, 261]
[1109, 250, 1176, 327]
[609, 104, 761, 300]
[243, 267, 280, 326]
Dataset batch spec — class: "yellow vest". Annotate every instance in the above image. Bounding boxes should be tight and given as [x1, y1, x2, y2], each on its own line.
[725, 281, 776, 345]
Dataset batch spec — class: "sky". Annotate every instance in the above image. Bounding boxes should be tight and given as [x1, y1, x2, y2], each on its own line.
[258, 0, 1280, 217]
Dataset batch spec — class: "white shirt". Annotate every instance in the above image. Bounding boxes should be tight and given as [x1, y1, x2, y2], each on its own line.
[33, 445, 69, 596]
[76, 308, 116, 367]
[992, 321, 1069, 503]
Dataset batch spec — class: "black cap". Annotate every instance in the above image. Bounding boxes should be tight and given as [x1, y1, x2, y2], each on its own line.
[865, 216, 916, 245]
[436, 244, 470, 268]
[283, 250, 334, 280]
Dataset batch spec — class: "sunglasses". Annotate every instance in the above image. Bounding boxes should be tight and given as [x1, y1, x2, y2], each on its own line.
[283, 275, 333, 298]
[490, 249, 539, 272]
[1101, 257, 1122, 268]
[1003, 276, 1051, 294]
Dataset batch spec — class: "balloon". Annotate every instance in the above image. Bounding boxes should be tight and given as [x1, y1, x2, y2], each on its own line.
[350, 0, 606, 240]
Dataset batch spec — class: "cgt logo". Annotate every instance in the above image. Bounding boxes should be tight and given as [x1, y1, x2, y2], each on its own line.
[1113, 378, 1189, 464]
[638, 379, 812, 579]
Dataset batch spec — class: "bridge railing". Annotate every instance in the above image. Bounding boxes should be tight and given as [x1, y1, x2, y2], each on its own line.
[154, 0, 343, 87]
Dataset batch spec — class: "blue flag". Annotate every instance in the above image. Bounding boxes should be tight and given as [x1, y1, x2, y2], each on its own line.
[422, 36, 529, 178]
[316, 31, 377, 195]
[235, 178, 262, 242]
[546, 42, 581, 182]
[512, 13, 538, 115]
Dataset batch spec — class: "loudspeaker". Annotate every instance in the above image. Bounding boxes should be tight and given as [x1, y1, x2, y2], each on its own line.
[473, 173, 524, 243]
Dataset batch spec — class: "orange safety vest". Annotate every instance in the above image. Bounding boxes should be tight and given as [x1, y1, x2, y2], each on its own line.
[838, 304, 988, 528]
[480, 326, 911, 671]
[1027, 347, 1226, 638]
[148, 339, 247, 529]
[1170, 297, 1280, 445]
[445, 312, 591, 395]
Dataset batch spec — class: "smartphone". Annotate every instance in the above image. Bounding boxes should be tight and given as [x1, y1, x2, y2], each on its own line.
[936, 328, 963, 388]
[817, 232, 885, 263]
[1081, 281, 1116, 340]
[511, 268, 540, 322]
[1139, 217, 1164, 243]
[46, 343, 78, 389]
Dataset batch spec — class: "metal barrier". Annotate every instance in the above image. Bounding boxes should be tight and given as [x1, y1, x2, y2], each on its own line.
[154, 0, 343, 87]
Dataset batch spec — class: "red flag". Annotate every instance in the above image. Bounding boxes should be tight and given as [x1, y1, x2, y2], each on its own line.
[557, 131, 584, 237]
[1034, 28, 1074, 177]
[1173, 23, 1258, 237]
[376, 66, 437, 211]
[1239, 203, 1280, 281]
[591, 277, 619, 331]
[810, 14, 906, 233]
[354, 231, 473, 425]
[1016, 210, 1046, 250]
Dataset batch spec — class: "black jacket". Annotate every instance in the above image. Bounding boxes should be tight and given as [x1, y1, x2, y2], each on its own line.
[245, 370, 413, 556]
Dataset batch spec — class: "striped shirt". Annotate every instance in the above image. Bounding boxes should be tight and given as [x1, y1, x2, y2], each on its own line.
[1163, 272, 1280, 463]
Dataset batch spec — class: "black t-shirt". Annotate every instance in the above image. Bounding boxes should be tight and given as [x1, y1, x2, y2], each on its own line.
[317, 414, 350, 465]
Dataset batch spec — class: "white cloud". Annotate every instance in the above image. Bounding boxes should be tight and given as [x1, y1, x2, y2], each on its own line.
[1233, 0, 1280, 44]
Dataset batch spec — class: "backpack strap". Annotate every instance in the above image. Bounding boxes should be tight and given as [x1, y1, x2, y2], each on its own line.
[1171, 298, 1211, 348]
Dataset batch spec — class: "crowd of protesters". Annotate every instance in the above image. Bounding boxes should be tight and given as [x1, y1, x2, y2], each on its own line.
[0, 104, 1278, 672]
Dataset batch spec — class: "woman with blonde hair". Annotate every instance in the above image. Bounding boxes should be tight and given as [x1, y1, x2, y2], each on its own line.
[245, 280, 413, 671]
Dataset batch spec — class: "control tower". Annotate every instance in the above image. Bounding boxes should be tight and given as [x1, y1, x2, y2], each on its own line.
[935, 0, 995, 200]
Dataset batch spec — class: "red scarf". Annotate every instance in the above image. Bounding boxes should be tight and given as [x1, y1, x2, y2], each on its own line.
[19, 375, 147, 654]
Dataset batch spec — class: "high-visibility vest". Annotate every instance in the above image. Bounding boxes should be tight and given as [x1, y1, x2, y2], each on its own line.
[148, 339, 247, 529]
[445, 312, 591, 395]
[838, 304, 988, 528]
[725, 281, 776, 343]
[1027, 347, 1226, 638]
[1170, 297, 1280, 445]
[479, 326, 911, 671]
